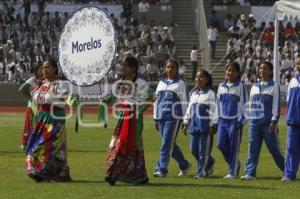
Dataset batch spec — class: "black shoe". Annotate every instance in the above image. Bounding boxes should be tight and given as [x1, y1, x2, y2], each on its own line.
[28, 174, 45, 183]
[137, 177, 149, 185]
[53, 174, 72, 182]
[105, 176, 116, 186]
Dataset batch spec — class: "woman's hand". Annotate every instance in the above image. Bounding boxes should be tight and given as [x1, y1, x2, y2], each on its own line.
[67, 95, 80, 107]
[182, 124, 188, 135]
[209, 126, 217, 135]
[269, 122, 278, 133]
[237, 123, 243, 132]
[154, 120, 160, 131]
[153, 95, 157, 101]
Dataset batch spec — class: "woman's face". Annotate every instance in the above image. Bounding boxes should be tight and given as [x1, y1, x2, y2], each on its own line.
[226, 65, 239, 83]
[42, 61, 56, 80]
[166, 62, 178, 80]
[196, 71, 208, 89]
[259, 63, 271, 81]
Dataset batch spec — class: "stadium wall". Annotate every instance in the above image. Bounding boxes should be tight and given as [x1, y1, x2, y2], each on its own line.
[132, 5, 173, 25]
[0, 84, 26, 106]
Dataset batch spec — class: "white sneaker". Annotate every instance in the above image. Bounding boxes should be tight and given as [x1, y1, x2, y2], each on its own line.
[281, 176, 292, 182]
[223, 174, 237, 179]
[240, 175, 256, 180]
[20, 144, 26, 151]
[194, 175, 205, 179]
[207, 168, 214, 177]
[178, 163, 192, 177]
[153, 171, 166, 178]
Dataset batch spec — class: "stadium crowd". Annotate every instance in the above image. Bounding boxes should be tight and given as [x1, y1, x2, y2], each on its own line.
[210, 0, 277, 6]
[1, 0, 298, 85]
[0, 0, 175, 83]
[223, 13, 300, 85]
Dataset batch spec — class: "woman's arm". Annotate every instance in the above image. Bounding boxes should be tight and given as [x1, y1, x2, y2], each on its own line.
[18, 86, 31, 100]
[18, 77, 36, 100]
[209, 91, 218, 129]
[271, 83, 281, 123]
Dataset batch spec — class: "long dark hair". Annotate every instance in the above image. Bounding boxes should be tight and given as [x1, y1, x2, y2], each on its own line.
[165, 58, 179, 78]
[198, 69, 213, 88]
[34, 62, 43, 78]
[225, 61, 241, 81]
[123, 56, 139, 82]
[261, 61, 273, 79]
[44, 56, 59, 76]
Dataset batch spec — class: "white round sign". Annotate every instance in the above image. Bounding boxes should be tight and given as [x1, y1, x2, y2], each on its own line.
[59, 6, 116, 86]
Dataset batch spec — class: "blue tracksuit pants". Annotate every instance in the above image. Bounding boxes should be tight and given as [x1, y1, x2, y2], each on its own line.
[190, 133, 215, 176]
[156, 119, 189, 174]
[217, 119, 242, 176]
[244, 122, 284, 176]
[284, 125, 300, 179]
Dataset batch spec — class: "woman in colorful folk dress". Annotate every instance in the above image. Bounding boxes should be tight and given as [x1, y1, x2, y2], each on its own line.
[18, 63, 43, 150]
[26, 57, 77, 182]
[104, 56, 153, 186]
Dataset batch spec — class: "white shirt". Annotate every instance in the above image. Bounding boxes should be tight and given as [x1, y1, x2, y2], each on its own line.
[235, 56, 246, 72]
[207, 28, 218, 41]
[146, 63, 159, 73]
[224, 19, 234, 30]
[0, 63, 4, 74]
[138, 2, 150, 13]
[191, 49, 198, 61]
[239, 0, 246, 6]
[179, 65, 186, 75]
[139, 65, 147, 75]
[282, 59, 294, 70]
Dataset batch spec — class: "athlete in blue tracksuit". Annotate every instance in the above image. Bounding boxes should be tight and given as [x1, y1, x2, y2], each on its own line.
[153, 59, 190, 177]
[241, 61, 284, 180]
[217, 62, 248, 179]
[282, 59, 300, 181]
[183, 70, 218, 178]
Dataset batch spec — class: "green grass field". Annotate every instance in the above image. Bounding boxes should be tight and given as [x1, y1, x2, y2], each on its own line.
[1, 112, 300, 199]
